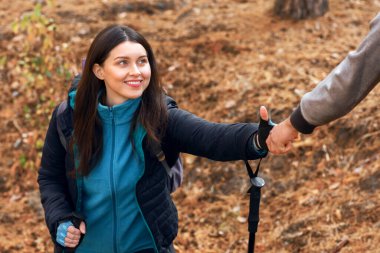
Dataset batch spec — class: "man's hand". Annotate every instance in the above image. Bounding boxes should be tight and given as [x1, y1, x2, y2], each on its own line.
[266, 118, 299, 154]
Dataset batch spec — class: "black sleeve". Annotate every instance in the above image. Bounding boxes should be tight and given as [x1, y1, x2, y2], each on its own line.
[37, 107, 75, 241]
[290, 105, 316, 134]
[163, 106, 266, 161]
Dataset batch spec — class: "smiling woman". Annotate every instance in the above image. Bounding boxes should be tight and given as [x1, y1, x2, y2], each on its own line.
[92, 41, 152, 106]
[37, 24, 272, 253]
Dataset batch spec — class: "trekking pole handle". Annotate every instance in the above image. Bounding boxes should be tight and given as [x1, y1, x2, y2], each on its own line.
[248, 184, 262, 233]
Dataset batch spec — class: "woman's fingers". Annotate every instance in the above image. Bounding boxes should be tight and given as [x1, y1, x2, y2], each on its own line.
[65, 236, 79, 247]
[259, 106, 269, 121]
[65, 225, 82, 247]
[66, 231, 81, 240]
[79, 221, 86, 234]
[67, 225, 81, 235]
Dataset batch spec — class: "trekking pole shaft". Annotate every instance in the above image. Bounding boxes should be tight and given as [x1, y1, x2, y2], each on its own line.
[248, 232, 256, 253]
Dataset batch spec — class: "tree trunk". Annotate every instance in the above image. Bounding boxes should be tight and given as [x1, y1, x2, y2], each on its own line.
[274, 0, 329, 20]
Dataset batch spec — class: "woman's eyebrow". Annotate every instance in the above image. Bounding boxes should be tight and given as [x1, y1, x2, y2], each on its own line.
[114, 55, 147, 60]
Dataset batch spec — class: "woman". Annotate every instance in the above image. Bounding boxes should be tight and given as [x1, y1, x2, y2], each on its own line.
[38, 25, 271, 253]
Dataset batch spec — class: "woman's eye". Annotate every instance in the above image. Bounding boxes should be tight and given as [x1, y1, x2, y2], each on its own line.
[137, 58, 148, 65]
[119, 60, 128, 65]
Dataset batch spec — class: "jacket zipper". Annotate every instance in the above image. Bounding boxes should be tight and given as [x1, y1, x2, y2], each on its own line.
[109, 108, 118, 253]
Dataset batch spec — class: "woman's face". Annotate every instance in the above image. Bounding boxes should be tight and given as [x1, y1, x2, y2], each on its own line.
[93, 41, 151, 106]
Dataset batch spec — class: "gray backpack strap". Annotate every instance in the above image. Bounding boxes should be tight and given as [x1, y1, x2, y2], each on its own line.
[156, 149, 183, 193]
[56, 101, 68, 151]
[169, 157, 183, 192]
[151, 140, 184, 192]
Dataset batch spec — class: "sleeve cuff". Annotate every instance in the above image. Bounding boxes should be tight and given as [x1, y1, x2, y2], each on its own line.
[290, 106, 316, 134]
[248, 134, 268, 157]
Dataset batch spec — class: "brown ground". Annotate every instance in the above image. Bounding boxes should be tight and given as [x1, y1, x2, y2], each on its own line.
[0, 0, 379, 252]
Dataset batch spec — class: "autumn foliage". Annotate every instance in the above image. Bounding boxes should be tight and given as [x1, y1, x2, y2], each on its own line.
[0, 0, 379, 252]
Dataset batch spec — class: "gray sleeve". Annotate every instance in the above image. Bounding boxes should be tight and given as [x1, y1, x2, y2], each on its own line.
[290, 12, 380, 134]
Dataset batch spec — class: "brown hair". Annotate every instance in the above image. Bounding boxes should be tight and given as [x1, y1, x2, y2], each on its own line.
[73, 25, 167, 176]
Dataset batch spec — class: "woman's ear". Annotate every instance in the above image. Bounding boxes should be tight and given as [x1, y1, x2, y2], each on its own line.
[93, 64, 104, 80]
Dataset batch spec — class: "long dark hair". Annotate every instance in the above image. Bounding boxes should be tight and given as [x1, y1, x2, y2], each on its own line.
[73, 25, 167, 176]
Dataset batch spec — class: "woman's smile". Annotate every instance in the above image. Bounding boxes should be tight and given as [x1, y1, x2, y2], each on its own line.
[124, 79, 144, 88]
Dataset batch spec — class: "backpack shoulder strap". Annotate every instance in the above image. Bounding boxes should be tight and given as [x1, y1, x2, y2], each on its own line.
[70, 74, 81, 92]
[56, 75, 80, 151]
[56, 101, 69, 151]
[151, 141, 173, 178]
[153, 142, 184, 193]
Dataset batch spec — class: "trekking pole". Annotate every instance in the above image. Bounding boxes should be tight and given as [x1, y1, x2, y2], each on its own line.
[245, 159, 265, 253]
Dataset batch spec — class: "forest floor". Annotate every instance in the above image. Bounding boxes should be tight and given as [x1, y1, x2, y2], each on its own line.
[0, 0, 379, 252]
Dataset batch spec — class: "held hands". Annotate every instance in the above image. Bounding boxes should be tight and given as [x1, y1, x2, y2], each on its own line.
[56, 221, 86, 248]
[256, 107, 299, 154]
[266, 118, 299, 155]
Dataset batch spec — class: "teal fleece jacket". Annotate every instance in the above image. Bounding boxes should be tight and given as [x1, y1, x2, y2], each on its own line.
[75, 97, 155, 253]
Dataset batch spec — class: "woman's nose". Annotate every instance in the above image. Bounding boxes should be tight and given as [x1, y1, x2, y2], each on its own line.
[129, 64, 141, 75]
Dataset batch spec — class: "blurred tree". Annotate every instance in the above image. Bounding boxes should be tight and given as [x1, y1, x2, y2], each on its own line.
[274, 0, 329, 19]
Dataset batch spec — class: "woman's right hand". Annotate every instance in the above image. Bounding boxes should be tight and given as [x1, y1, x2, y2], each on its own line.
[56, 221, 86, 248]
[254, 106, 275, 150]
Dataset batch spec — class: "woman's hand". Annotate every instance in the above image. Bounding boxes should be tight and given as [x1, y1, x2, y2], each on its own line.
[266, 118, 298, 154]
[254, 106, 275, 150]
[57, 221, 86, 248]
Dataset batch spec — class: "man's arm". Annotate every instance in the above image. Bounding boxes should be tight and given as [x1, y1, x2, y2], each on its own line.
[267, 13, 380, 154]
[291, 12, 380, 134]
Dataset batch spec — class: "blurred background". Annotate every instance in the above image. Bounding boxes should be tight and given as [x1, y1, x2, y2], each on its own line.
[0, 0, 379, 252]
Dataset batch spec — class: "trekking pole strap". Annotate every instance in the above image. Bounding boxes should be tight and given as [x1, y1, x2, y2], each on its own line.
[245, 158, 262, 179]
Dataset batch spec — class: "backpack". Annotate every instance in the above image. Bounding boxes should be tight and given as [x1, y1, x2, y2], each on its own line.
[55, 75, 183, 193]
